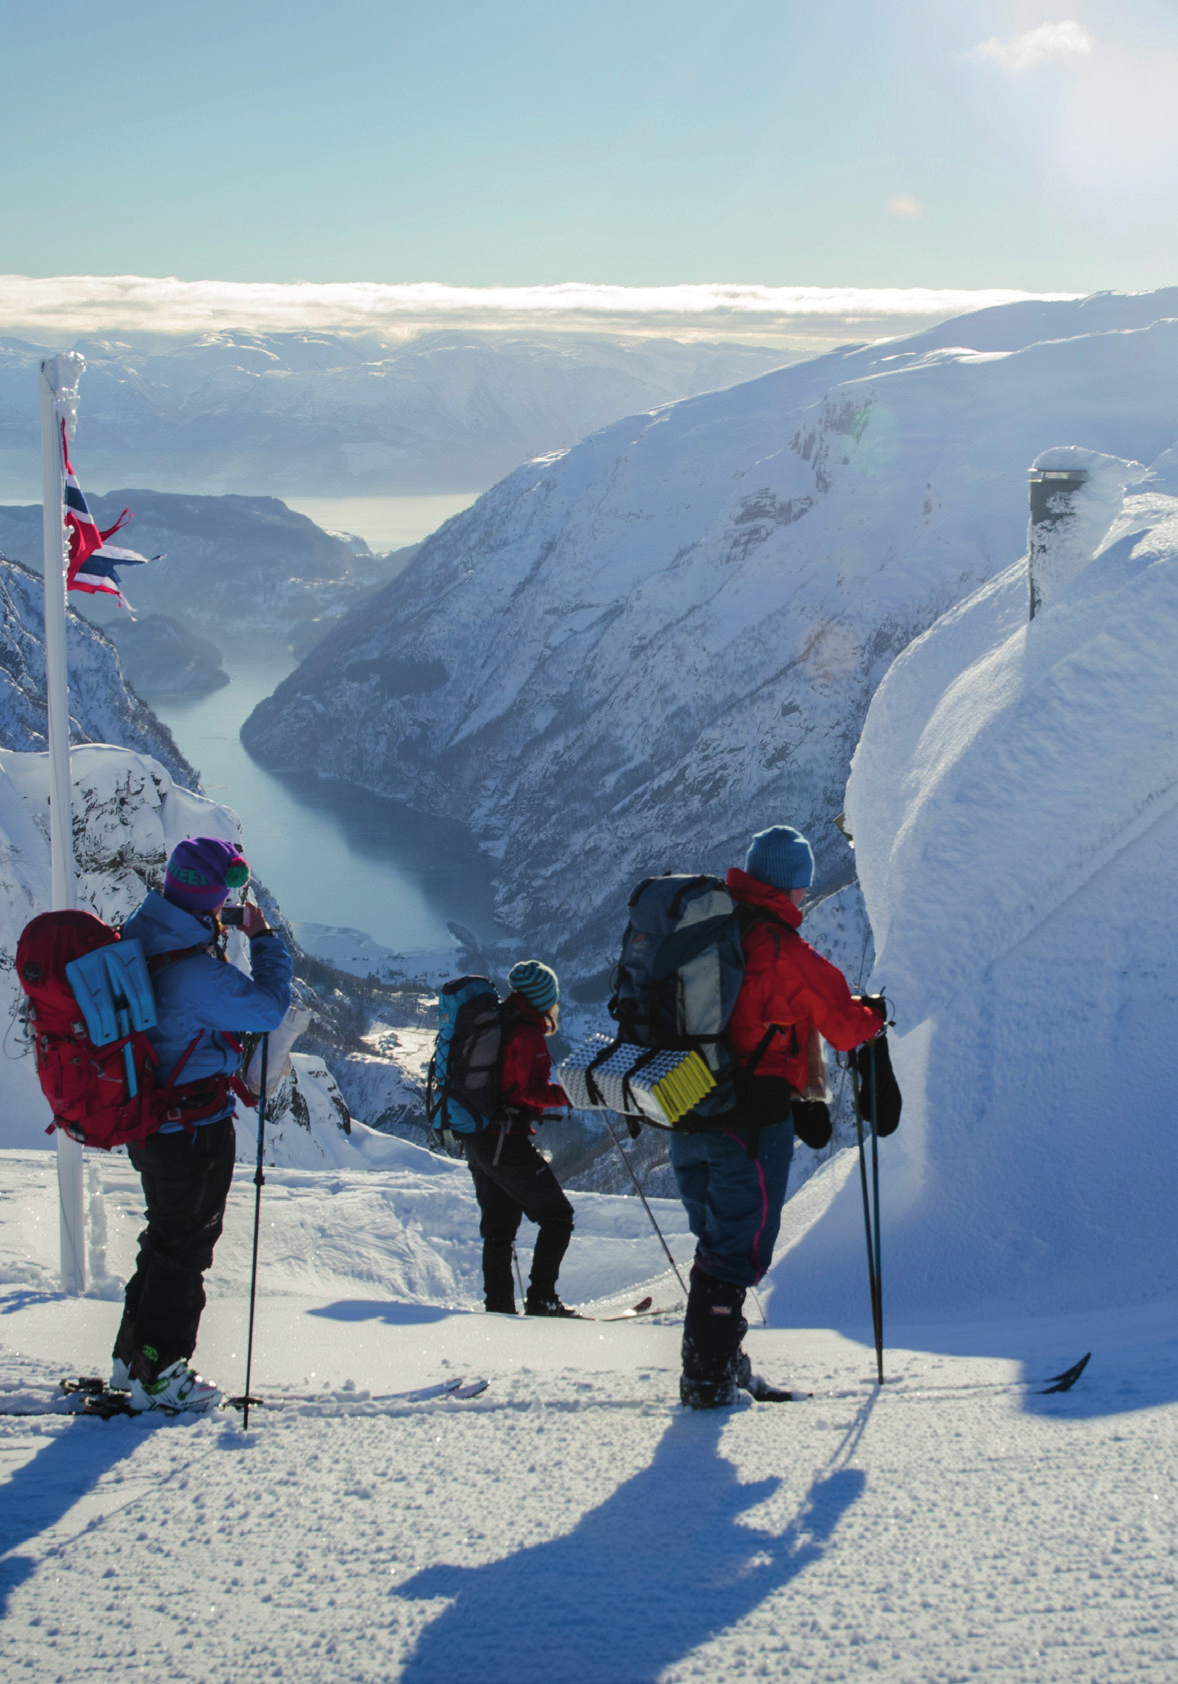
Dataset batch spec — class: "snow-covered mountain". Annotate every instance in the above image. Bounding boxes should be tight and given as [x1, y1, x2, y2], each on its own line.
[0, 330, 790, 497]
[100, 613, 228, 698]
[242, 288, 1178, 980]
[782, 452, 1178, 1321]
[0, 490, 382, 647]
[0, 556, 193, 782]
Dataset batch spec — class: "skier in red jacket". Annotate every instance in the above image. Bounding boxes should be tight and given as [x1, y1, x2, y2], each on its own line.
[672, 825, 885, 1409]
[465, 960, 580, 1317]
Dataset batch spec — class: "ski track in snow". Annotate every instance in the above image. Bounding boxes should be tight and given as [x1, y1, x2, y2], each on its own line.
[1, 1150, 1175, 1683]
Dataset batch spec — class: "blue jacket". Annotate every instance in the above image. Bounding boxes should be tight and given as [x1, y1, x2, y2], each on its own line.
[121, 891, 293, 1131]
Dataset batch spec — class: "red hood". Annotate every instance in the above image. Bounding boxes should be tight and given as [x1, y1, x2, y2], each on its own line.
[726, 866, 803, 929]
[504, 990, 550, 1028]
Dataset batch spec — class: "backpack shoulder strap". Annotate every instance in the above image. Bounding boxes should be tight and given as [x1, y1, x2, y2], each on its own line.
[144, 945, 215, 1110]
[497, 1000, 526, 1037]
[158, 1032, 205, 1095]
[735, 904, 797, 939]
[147, 942, 214, 977]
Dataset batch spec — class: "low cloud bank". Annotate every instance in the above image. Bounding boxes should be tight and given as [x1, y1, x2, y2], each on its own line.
[0, 275, 1079, 349]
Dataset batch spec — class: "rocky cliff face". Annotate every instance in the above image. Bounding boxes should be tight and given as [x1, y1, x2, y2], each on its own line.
[0, 556, 194, 782]
[242, 291, 1178, 979]
[0, 493, 377, 645]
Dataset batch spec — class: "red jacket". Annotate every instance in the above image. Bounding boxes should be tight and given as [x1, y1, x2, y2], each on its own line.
[499, 992, 568, 1124]
[725, 867, 881, 1092]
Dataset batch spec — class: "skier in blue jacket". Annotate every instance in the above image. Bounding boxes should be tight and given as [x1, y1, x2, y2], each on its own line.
[112, 836, 291, 1414]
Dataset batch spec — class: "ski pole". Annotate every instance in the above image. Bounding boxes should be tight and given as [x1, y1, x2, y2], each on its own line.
[601, 1111, 689, 1297]
[241, 1034, 269, 1429]
[511, 1242, 526, 1304]
[850, 1052, 884, 1384]
[868, 1040, 884, 1380]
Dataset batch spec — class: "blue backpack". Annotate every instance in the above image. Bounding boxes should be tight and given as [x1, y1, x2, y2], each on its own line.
[425, 975, 506, 1142]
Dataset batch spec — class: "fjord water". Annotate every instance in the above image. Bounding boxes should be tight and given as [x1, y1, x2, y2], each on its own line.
[151, 641, 498, 953]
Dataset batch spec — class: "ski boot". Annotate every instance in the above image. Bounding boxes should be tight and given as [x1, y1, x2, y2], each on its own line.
[679, 1374, 748, 1410]
[128, 1355, 222, 1415]
[524, 1294, 584, 1318]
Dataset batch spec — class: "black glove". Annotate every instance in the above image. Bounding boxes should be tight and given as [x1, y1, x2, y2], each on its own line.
[852, 1036, 902, 1136]
[791, 1099, 832, 1150]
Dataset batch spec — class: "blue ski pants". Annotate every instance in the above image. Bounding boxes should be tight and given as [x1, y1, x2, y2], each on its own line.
[669, 1120, 793, 1289]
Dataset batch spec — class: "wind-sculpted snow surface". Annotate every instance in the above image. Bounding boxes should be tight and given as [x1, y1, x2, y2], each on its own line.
[243, 289, 1178, 975]
[1, 1145, 1175, 1684]
[778, 463, 1178, 1326]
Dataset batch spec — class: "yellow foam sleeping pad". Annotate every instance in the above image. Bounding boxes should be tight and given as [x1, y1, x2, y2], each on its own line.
[557, 1035, 717, 1127]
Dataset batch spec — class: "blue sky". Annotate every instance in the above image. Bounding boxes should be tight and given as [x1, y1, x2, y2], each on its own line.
[3, 0, 1176, 293]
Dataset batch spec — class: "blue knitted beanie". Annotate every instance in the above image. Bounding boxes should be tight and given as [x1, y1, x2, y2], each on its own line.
[745, 826, 814, 892]
[508, 959, 559, 1012]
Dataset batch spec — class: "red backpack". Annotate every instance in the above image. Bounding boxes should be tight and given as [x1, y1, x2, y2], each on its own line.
[16, 909, 246, 1151]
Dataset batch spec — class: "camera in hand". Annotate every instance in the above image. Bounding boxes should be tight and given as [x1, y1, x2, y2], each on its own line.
[220, 905, 246, 927]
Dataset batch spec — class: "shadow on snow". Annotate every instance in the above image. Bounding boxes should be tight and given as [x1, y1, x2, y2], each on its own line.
[0, 1419, 140, 1614]
[394, 1398, 873, 1684]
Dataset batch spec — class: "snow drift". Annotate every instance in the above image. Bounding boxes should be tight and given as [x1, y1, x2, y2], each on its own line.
[773, 456, 1178, 1325]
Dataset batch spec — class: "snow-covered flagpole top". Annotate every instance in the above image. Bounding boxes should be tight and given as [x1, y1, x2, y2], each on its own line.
[1027, 465, 1088, 620]
[40, 351, 86, 1295]
[41, 350, 86, 440]
[1026, 448, 1144, 623]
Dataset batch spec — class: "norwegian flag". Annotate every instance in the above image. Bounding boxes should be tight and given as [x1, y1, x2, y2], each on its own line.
[61, 421, 154, 613]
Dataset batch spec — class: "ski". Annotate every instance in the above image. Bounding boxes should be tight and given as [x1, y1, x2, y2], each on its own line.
[825, 1352, 1094, 1402]
[0, 1374, 489, 1419]
[224, 1375, 490, 1411]
[598, 1297, 682, 1321]
[604, 1295, 653, 1318]
[56, 1378, 134, 1416]
[60, 1375, 112, 1396]
[1038, 1352, 1091, 1394]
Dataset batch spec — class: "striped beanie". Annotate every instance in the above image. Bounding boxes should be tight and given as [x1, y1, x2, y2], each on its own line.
[745, 825, 814, 893]
[508, 959, 559, 1012]
[164, 837, 250, 912]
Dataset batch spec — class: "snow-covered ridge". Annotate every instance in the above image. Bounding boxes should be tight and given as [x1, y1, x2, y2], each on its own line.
[243, 288, 1178, 977]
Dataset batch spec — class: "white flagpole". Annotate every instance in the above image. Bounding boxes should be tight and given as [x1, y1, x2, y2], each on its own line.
[40, 353, 86, 1295]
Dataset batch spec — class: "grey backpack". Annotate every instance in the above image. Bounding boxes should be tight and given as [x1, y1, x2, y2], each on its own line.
[607, 874, 754, 1126]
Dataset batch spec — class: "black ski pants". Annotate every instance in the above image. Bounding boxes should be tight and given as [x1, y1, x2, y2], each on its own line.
[466, 1131, 574, 1306]
[115, 1115, 236, 1371]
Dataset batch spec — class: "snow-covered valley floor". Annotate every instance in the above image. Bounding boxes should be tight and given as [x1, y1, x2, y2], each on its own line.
[1, 1145, 1175, 1684]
